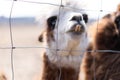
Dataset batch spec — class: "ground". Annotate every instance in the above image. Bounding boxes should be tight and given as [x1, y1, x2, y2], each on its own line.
[0, 24, 44, 80]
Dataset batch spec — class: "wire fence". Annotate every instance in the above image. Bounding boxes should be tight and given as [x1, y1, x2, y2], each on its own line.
[0, 0, 120, 80]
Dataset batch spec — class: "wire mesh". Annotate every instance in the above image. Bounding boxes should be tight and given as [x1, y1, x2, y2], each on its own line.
[0, 0, 120, 80]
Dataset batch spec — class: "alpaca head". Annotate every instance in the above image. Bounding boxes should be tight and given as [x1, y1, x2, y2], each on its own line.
[40, 9, 88, 56]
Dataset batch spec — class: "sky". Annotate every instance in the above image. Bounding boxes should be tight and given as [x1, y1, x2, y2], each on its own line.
[0, 0, 120, 18]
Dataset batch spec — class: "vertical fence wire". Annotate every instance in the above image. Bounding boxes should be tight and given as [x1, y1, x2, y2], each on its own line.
[93, 0, 103, 80]
[9, 0, 15, 80]
[55, 0, 63, 80]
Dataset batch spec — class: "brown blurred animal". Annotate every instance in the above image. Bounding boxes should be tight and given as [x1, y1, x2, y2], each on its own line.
[79, 4, 120, 80]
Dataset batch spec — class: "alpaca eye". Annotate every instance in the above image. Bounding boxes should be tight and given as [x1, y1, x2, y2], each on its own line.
[115, 15, 120, 29]
[71, 16, 82, 21]
[47, 16, 57, 30]
[52, 21, 56, 26]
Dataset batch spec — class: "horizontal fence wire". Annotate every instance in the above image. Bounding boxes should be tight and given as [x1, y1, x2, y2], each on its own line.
[15, 0, 114, 13]
[1, 46, 120, 53]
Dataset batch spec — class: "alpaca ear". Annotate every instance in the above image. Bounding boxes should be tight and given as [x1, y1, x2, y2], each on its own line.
[47, 16, 57, 31]
[38, 33, 44, 42]
[38, 15, 57, 42]
[103, 14, 111, 19]
[38, 29, 46, 42]
[82, 13, 88, 23]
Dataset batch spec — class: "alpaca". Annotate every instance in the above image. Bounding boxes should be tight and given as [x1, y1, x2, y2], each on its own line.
[38, 6, 89, 80]
[80, 4, 120, 80]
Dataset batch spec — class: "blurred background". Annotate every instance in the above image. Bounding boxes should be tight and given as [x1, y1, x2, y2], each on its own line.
[0, 0, 120, 80]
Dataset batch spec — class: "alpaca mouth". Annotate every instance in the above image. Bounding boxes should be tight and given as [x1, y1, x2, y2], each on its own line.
[67, 24, 85, 35]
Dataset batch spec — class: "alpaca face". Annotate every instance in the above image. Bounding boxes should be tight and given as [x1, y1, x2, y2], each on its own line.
[46, 11, 88, 56]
